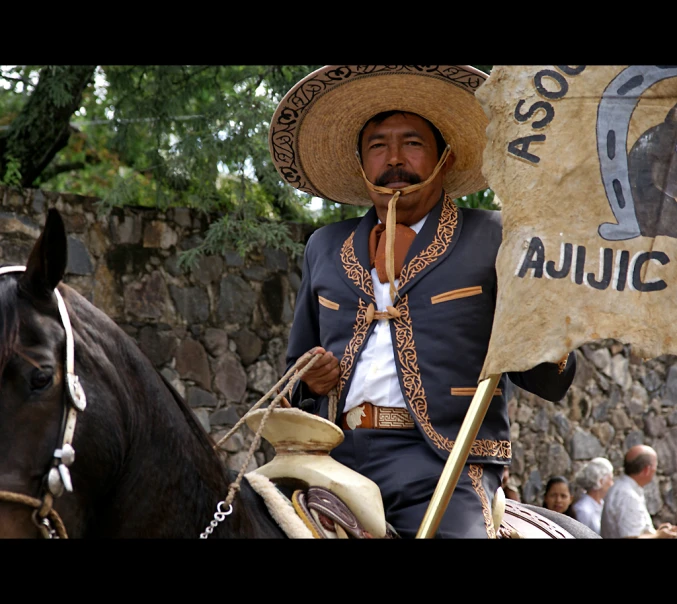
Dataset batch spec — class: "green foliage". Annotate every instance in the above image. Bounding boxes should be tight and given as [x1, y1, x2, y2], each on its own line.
[1, 154, 22, 187]
[455, 188, 500, 211]
[177, 206, 305, 272]
[43, 66, 83, 107]
[0, 64, 498, 264]
[4, 65, 323, 261]
[310, 199, 369, 227]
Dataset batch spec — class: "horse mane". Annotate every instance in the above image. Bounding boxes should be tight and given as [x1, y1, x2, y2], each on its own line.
[60, 283, 222, 459]
[155, 363, 221, 456]
[64, 283, 290, 538]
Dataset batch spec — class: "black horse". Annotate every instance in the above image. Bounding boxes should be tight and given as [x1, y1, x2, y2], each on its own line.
[0, 208, 598, 539]
[0, 208, 285, 538]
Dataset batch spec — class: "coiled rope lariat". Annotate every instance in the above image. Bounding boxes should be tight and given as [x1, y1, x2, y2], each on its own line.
[201, 349, 337, 538]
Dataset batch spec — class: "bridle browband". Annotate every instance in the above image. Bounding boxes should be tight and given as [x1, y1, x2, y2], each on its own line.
[0, 265, 87, 538]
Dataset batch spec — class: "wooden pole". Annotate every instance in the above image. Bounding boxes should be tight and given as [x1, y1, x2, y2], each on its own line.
[416, 373, 501, 538]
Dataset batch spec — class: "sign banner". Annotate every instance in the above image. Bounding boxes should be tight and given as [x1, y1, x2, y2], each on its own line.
[476, 65, 677, 379]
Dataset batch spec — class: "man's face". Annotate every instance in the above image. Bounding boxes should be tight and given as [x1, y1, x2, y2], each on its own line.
[647, 459, 658, 481]
[638, 457, 658, 486]
[360, 112, 452, 225]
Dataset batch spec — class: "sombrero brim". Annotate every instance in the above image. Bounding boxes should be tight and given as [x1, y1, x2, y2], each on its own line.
[269, 65, 489, 206]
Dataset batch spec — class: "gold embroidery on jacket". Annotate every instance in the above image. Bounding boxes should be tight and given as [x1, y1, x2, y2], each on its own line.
[337, 213, 511, 460]
[399, 194, 459, 287]
[394, 294, 511, 459]
[337, 298, 371, 400]
[340, 231, 374, 299]
[469, 464, 496, 538]
[336, 232, 376, 399]
[318, 295, 339, 310]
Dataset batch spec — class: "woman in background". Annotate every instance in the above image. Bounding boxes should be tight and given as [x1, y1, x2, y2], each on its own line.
[543, 476, 576, 519]
[572, 457, 614, 535]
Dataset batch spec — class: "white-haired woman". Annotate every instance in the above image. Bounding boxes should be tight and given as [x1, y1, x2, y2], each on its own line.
[572, 457, 614, 534]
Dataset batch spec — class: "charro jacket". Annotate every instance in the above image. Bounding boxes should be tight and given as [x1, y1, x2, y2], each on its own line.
[286, 194, 576, 464]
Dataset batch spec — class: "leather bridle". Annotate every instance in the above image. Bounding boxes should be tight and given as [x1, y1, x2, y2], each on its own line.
[0, 266, 87, 538]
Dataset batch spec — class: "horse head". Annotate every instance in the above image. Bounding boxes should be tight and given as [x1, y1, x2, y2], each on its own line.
[0, 209, 71, 537]
[0, 209, 284, 538]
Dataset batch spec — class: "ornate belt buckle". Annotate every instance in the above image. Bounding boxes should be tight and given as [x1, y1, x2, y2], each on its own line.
[345, 405, 366, 430]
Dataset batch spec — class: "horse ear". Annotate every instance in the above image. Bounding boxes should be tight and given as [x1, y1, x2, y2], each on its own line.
[19, 208, 68, 299]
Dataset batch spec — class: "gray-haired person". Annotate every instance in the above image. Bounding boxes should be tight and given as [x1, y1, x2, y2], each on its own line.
[572, 457, 614, 534]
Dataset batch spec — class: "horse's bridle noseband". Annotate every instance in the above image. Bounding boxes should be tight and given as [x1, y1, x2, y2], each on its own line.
[0, 266, 87, 538]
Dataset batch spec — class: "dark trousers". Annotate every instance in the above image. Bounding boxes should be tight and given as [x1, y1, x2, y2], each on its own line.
[331, 427, 502, 538]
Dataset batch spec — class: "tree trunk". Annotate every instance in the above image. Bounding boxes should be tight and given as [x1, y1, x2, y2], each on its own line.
[0, 66, 96, 187]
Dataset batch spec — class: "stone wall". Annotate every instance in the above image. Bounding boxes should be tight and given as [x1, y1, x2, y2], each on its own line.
[2, 185, 676, 527]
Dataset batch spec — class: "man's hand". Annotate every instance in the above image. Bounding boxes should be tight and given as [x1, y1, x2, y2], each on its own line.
[655, 523, 677, 539]
[300, 347, 340, 396]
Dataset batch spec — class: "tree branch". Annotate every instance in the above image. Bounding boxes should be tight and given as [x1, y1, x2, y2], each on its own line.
[0, 73, 32, 87]
[39, 158, 99, 182]
[0, 65, 97, 186]
[171, 65, 214, 88]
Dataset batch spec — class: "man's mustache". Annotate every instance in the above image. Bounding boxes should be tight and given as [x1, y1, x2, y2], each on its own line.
[374, 168, 421, 188]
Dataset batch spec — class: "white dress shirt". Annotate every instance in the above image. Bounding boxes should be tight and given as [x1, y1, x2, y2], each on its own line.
[572, 493, 604, 535]
[343, 213, 428, 414]
[600, 474, 655, 538]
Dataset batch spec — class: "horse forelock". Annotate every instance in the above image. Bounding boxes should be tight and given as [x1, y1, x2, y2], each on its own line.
[57, 287, 239, 533]
[0, 276, 20, 379]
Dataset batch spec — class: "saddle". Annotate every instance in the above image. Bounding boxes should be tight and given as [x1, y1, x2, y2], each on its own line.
[244, 407, 390, 538]
[244, 407, 572, 539]
[292, 486, 400, 538]
[245, 472, 399, 538]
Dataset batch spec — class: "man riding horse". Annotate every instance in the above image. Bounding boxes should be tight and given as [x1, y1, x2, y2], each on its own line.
[268, 65, 577, 538]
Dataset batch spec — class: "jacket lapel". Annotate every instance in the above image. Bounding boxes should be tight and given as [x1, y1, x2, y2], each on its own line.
[335, 206, 378, 304]
[332, 195, 463, 303]
[397, 193, 464, 298]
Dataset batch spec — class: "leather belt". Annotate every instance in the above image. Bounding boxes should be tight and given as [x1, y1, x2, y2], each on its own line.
[341, 402, 415, 430]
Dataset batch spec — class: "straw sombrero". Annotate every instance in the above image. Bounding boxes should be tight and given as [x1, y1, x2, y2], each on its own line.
[269, 65, 489, 206]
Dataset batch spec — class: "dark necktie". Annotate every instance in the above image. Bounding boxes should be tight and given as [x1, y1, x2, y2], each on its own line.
[368, 223, 417, 284]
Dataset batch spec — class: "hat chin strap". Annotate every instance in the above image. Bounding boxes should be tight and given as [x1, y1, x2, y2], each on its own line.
[356, 145, 451, 301]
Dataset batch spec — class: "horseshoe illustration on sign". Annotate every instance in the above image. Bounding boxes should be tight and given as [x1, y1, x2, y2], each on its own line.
[596, 65, 677, 241]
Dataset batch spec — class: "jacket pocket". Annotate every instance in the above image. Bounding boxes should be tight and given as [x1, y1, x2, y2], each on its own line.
[431, 286, 483, 304]
[318, 295, 340, 310]
[450, 387, 502, 396]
